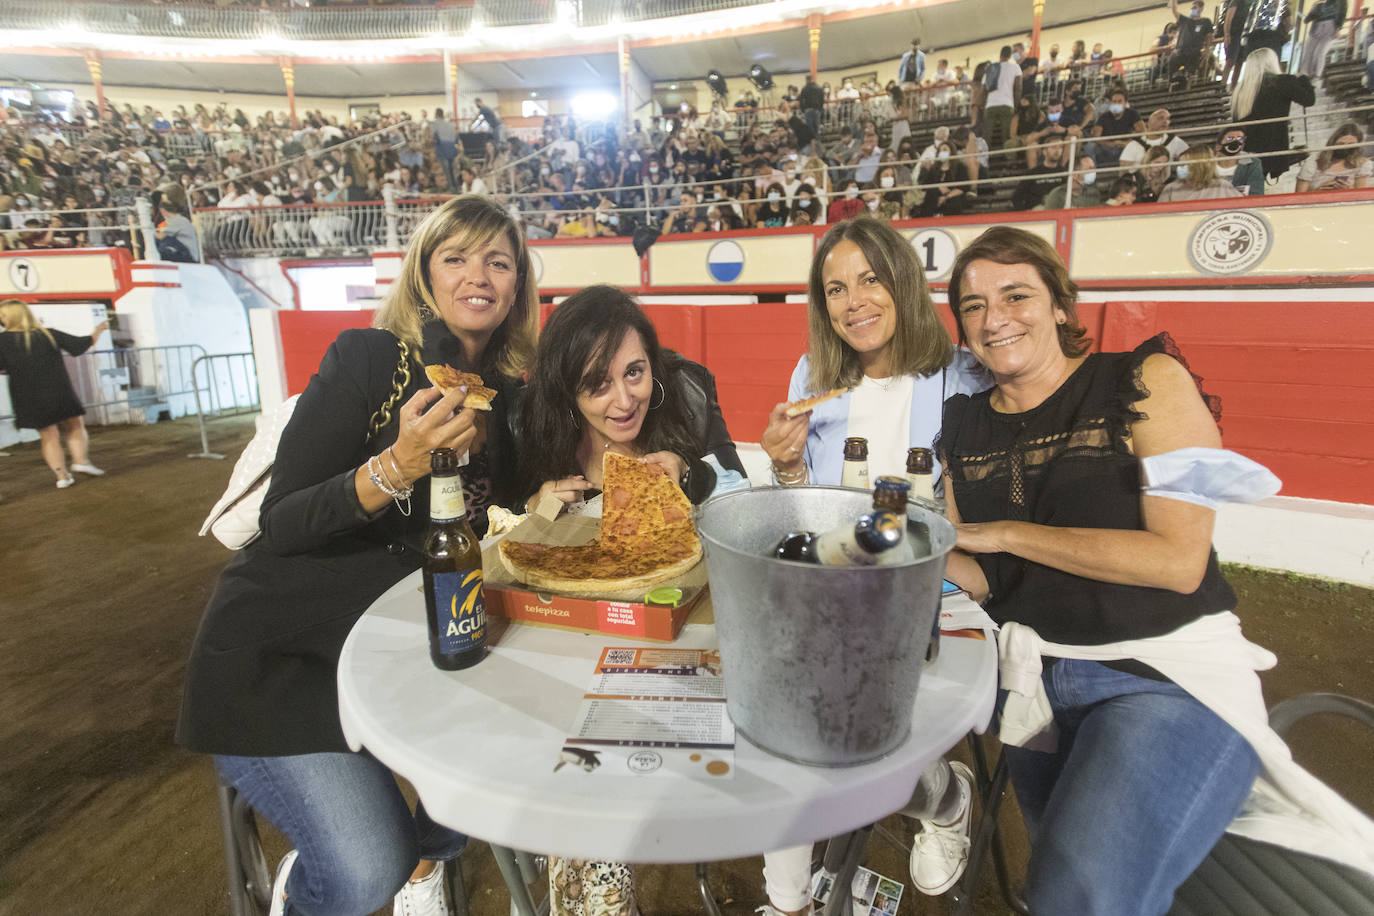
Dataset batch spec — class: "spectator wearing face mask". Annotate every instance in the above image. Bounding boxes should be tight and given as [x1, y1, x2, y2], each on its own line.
[1168, 0, 1216, 84]
[1296, 123, 1371, 191]
[1058, 80, 1094, 135]
[788, 183, 821, 226]
[828, 179, 866, 222]
[1159, 144, 1244, 201]
[916, 142, 970, 217]
[663, 189, 705, 234]
[1087, 88, 1144, 170]
[751, 182, 791, 228]
[1038, 155, 1102, 209]
[1214, 126, 1265, 195]
[874, 166, 914, 220]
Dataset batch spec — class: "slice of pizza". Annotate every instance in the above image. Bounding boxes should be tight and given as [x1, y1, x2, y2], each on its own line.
[784, 387, 846, 419]
[424, 364, 498, 411]
[598, 451, 694, 543]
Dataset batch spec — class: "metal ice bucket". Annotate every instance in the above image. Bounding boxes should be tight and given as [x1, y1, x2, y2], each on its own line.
[696, 486, 956, 766]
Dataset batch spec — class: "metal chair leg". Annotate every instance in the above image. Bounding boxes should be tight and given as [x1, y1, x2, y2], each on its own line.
[952, 735, 1029, 916]
[695, 862, 724, 916]
[445, 855, 470, 916]
[216, 782, 256, 916]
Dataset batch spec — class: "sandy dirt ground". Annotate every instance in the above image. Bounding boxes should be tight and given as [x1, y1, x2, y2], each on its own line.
[1, 416, 1369, 915]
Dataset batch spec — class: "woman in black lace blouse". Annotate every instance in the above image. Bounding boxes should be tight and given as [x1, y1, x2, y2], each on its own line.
[937, 227, 1262, 916]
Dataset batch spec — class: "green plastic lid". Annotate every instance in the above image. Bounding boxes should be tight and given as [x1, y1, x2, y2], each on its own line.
[645, 586, 684, 606]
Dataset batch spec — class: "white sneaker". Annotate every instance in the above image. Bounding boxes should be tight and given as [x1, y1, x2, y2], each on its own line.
[909, 760, 974, 896]
[755, 905, 811, 916]
[55, 475, 76, 489]
[394, 861, 451, 916]
[267, 849, 298, 916]
[70, 463, 105, 476]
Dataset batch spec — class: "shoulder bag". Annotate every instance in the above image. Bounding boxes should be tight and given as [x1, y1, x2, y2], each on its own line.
[199, 337, 414, 549]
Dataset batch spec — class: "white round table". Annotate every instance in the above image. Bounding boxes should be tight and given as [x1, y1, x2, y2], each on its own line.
[338, 569, 997, 913]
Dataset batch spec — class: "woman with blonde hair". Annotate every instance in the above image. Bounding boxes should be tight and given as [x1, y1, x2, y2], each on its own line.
[1159, 144, 1244, 201]
[0, 300, 108, 488]
[1231, 47, 1315, 178]
[177, 195, 537, 916]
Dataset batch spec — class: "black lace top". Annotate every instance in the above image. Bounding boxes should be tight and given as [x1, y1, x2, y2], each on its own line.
[938, 334, 1234, 646]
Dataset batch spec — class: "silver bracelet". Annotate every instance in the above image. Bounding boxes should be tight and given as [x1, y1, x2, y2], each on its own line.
[383, 447, 413, 494]
[368, 454, 413, 516]
[771, 462, 809, 485]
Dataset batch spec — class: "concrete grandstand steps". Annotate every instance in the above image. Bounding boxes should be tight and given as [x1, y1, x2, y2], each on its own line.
[1319, 59, 1373, 107]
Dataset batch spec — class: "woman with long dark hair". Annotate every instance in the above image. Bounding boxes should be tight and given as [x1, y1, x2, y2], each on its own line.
[517, 284, 744, 513]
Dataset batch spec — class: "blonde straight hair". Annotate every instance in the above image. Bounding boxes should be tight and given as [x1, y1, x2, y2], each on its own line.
[804, 218, 952, 392]
[372, 195, 538, 379]
[0, 299, 57, 352]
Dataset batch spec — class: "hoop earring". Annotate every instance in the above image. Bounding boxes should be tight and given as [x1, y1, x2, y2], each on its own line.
[649, 378, 666, 410]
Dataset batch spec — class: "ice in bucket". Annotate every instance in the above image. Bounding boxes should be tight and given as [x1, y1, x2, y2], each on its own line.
[696, 486, 956, 766]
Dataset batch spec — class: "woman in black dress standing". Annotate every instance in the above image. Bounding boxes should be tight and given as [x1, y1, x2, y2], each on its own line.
[0, 300, 108, 488]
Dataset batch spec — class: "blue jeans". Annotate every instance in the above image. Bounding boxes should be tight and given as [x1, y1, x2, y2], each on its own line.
[216, 752, 467, 916]
[1004, 659, 1258, 916]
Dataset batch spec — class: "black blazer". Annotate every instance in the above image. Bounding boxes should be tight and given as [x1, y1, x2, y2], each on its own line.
[176, 324, 522, 757]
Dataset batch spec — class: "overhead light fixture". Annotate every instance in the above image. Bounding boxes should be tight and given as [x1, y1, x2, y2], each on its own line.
[705, 69, 727, 99]
[669, 83, 678, 90]
[748, 64, 773, 91]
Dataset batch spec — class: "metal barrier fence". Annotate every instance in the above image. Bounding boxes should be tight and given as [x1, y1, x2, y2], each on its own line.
[189, 352, 260, 460]
[0, 344, 207, 432]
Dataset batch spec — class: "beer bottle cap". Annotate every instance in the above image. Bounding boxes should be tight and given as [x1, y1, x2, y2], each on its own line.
[854, 510, 904, 554]
[906, 447, 933, 474]
[843, 437, 869, 460]
[430, 447, 459, 474]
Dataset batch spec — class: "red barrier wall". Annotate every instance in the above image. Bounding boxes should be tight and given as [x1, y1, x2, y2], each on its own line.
[279, 309, 375, 396]
[274, 297, 1374, 505]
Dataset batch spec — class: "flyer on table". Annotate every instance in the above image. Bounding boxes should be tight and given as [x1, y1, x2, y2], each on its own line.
[555, 647, 735, 779]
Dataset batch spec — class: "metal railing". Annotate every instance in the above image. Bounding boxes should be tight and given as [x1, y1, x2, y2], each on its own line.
[0, 344, 207, 429]
[189, 352, 260, 460]
[199, 199, 390, 257]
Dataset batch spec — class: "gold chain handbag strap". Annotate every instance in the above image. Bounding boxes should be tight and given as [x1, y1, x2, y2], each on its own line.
[366, 338, 413, 442]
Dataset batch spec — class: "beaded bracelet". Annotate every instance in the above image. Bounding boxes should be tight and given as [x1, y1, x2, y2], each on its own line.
[771, 462, 808, 485]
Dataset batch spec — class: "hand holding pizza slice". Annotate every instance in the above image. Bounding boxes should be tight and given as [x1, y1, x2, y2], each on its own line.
[424, 364, 498, 411]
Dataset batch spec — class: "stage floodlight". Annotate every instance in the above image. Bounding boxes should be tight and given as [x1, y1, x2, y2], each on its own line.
[748, 64, 774, 91]
[706, 69, 728, 99]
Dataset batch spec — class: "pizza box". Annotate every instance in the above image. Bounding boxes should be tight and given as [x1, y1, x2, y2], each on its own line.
[481, 512, 711, 643]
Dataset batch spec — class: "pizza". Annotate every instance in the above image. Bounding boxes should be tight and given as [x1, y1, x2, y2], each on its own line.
[498, 451, 701, 598]
[424, 364, 498, 411]
[784, 387, 846, 418]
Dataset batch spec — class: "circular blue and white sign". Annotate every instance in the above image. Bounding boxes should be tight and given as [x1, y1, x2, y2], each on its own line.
[706, 240, 745, 283]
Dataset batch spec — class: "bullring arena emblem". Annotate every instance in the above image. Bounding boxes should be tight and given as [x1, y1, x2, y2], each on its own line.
[1187, 211, 1272, 277]
[706, 240, 745, 282]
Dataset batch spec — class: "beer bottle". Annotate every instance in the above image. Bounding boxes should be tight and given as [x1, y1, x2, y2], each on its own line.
[872, 475, 911, 514]
[423, 447, 487, 670]
[841, 437, 870, 489]
[906, 448, 936, 503]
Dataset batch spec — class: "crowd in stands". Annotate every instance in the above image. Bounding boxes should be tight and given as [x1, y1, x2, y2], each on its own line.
[1, 7, 1369, 255]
